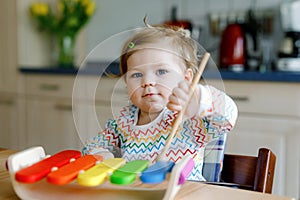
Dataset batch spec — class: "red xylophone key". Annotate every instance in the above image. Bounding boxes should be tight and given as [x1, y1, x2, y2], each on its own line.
[15, 150, 81, 183]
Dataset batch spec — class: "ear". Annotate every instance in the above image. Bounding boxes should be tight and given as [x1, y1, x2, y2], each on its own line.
[184, 68, 194, 83]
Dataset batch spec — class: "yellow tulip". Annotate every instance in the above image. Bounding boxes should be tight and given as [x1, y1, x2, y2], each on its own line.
[29, 0, 95, 35]
[81, 0, 90, 6]
[85, 1, 95, 16]
[31, 3, 49, 16]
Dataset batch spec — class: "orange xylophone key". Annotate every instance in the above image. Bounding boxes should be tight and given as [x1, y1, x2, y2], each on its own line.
[15, 150, 81, 183]
[47, 155, 103, 185]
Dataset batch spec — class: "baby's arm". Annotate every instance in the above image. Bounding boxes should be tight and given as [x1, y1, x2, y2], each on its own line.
[201, 85, 238, 139]
[82, 119, 121, 158]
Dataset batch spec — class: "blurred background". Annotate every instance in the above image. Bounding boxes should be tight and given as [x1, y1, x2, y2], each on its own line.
[1, 0, 300, 199]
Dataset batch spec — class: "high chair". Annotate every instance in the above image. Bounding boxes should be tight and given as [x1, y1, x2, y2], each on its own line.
[220, 148, 276, 193]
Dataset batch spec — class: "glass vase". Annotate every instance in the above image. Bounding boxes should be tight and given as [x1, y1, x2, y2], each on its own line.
[56, 34, 76, 68]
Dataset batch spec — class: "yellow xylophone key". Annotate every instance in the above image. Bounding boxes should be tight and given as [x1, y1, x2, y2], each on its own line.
[77, 158, 126, 187]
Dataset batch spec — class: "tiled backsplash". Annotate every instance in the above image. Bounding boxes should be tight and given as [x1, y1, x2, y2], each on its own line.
[207, 9, 276, 36]
[85, 0, 285, 69]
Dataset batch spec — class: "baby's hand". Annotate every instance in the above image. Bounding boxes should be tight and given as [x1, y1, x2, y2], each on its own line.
[167, 80, 200, 119]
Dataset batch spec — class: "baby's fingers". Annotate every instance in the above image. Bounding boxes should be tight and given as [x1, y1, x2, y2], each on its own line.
[177, 81, 190, 94]
[167, 91, 188, 111]
[172, 87, 189, 102]
[167, 102, 182, 111]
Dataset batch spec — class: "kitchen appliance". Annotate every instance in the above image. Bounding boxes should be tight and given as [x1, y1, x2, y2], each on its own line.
[219, 23, 246, 72]
[219, 10, 262, 72]
[277, 0, 300, 71]
[164, 6, 192, 32]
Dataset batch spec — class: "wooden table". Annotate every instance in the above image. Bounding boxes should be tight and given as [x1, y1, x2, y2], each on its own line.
[0, 148, 295, 200]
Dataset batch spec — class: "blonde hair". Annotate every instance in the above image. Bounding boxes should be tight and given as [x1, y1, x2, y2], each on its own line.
[119, 22, 201, 76]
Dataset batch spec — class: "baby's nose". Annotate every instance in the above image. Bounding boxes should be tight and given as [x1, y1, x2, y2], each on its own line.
[141, 82, 155, 88]
[141, 75, 156, 88]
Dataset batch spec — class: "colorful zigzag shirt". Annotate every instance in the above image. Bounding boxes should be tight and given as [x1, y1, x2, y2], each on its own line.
[82, 85, 238, 181]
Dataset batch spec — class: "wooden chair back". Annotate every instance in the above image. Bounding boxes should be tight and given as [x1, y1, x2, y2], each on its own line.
[221, 148, 276, 193]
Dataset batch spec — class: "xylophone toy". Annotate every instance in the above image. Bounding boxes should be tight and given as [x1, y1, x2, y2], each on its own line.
[7, 146, 195, 200]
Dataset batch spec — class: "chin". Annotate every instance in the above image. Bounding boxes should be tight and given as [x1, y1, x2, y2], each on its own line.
[149, 105, 165, 113]
[141, 104, 165, 113]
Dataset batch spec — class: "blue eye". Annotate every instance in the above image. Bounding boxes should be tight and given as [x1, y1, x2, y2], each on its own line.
[157, 69, 168, 75]
[131, 72, 143, 78]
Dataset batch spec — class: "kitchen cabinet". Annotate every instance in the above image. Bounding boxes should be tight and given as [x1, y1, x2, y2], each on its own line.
[22, 74, 127, 155]
[0, 0, 24, 150]
[0, 0, 18, 93]
[72, 76, 127, 142]
[0, 93, 26, 150]
[25, 97, 81, 154]
[208, 80, 300, 199]
[24, 74, 82, 154]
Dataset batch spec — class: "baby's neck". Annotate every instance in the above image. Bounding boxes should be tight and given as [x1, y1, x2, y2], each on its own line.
[137, 110, 161, 125]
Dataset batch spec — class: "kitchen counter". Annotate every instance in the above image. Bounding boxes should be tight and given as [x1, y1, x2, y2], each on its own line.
[204, 70, 300, 82]
[20, 66, 300, 82]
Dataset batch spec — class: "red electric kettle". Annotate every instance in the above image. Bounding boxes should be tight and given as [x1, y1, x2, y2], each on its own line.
[219, 23, 246, 72]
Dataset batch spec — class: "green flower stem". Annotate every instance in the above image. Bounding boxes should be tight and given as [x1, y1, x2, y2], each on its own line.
[57, 34, 76, 68]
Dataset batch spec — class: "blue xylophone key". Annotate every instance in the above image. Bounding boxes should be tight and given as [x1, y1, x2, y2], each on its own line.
[140, 161, 175, 184]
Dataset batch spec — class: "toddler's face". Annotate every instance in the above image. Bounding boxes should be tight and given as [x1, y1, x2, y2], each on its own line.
[125, 48, 191, 115]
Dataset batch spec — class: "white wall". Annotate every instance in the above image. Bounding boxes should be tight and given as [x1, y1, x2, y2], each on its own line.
[85, 0, 166, 61]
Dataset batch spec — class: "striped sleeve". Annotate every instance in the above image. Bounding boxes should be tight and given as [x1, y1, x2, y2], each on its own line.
[82, 119, 122, 157]
[199, 85, 238, 142]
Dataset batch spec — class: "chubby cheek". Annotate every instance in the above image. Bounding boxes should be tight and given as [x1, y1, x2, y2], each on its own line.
[129, 93, 141, 106]
[159, 85, 172, 96]
[126, 82, 140, 100]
